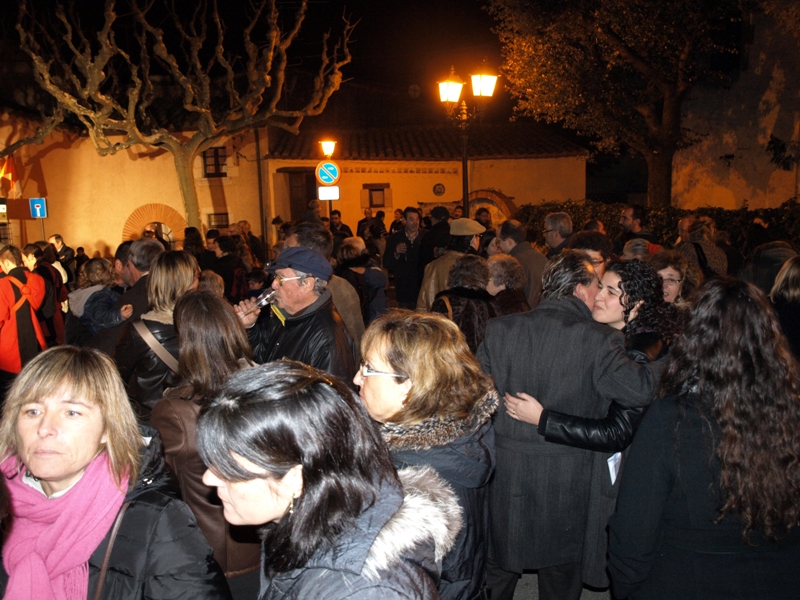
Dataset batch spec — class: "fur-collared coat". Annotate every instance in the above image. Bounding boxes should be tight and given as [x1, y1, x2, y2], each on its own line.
[431, 287, 498, 354]
[258, 466, 462, 600]
[383, 390, 498, 600]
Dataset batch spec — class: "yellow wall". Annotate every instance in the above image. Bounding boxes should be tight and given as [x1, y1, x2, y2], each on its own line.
[2, 117, 586, 256]
[264, 154, 586, 238]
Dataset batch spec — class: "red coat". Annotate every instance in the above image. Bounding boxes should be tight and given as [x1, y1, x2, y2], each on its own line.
[0, 270, 47, 373]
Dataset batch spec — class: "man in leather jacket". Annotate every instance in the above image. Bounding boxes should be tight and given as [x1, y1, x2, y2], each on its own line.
[236, 247, 357, 382]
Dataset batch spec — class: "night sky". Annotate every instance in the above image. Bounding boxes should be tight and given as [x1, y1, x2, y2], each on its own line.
[304, 0, 511, 117]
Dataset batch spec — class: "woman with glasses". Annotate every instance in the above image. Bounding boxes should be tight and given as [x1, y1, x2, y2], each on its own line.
[354, 310, 498, 600]
[198, 360, 462, 600]
[647, 250, 702, 307]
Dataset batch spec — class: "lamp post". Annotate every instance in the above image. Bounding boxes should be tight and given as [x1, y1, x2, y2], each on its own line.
[317, 139, 340, 209]
[439, 64, 497, 217]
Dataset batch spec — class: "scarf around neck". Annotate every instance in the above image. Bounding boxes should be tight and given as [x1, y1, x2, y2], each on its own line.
[1, 451, 128, 600]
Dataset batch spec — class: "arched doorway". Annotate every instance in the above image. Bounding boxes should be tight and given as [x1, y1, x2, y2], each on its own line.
[468, 189, 518, 222]
[122, 204, 188, 248]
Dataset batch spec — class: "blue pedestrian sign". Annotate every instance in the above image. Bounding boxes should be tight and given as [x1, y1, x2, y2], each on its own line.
[315, 161, 341, 186]
[30, 198, 47, 219]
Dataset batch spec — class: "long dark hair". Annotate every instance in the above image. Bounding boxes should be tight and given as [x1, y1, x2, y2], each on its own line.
[197, 361, 399, 575]
[606, 260, 681, 340]
[173, 291, 252, 400]
[659, 278, 800, 540]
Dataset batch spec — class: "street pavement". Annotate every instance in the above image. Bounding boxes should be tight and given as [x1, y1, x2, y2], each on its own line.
[514, 574, 612, 599]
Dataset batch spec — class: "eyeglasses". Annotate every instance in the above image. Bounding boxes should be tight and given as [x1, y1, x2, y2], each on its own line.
[359, 361, 406, 379]
[542, 229, 556, 234]
[274, 273, 305, 286]
[662, 278, 682, 286]
[588, 258, 606, 267]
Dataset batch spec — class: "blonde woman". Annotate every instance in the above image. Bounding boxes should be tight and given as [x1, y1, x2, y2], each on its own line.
[0, 346, 230, 600]
[354, 310, 498, 600]
[114, 251, 199, 421]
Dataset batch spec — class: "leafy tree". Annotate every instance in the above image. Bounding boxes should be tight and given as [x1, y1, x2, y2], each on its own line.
[488, 0, 747, 206]
[8, 0, 353, 227]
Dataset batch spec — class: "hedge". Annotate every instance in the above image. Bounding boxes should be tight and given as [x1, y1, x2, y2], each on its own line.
[514, 198, 800, 248]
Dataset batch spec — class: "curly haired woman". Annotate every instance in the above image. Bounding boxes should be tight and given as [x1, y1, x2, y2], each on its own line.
[608, 278, 800, 599]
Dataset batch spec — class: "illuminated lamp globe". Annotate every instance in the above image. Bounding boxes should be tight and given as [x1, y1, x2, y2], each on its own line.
[319, 140, 336, 158]
[438, 67, 464, 104]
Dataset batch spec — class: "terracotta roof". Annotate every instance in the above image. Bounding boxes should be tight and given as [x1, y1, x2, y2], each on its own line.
[268, 122, 589, 161]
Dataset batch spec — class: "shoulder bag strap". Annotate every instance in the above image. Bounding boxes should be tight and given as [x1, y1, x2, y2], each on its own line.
[441, 296, 453, 320]
[93, 501, 131, 600]
[132, 319, 179, 373]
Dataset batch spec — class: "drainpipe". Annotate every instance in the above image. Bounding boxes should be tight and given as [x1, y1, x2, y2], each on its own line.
[254, 127, 267, 250]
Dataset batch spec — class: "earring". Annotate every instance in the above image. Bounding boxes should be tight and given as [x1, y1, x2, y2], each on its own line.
[288, 495, 295, 515]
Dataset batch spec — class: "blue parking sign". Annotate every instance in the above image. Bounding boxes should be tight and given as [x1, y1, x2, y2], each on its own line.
[30, 198, 47, 219]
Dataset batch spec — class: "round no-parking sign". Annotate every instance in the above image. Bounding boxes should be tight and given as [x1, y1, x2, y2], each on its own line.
[315, 161, 341, 185]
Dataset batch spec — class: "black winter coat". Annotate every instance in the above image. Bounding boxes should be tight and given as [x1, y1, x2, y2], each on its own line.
[383, 391, 498, 600]
[247, 290, 357, 382]
[258, 466, 463, 600]
[608, 397, 800, 599]
[114, 314, 179, 420]
[0, 431, 231, 600]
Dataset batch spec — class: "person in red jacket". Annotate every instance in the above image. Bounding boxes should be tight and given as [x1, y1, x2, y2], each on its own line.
[0, 245, 47, 395]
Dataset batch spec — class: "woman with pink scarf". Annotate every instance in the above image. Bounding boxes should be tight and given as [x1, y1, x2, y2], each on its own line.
[0, 346, 231, 600]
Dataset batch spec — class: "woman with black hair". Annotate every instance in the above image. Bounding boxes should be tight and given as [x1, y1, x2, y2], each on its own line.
[507, 259, 680, 449]
[608, 278, 800, 599]
[592, 260, 681, 362]
[198, 360, 462, 600]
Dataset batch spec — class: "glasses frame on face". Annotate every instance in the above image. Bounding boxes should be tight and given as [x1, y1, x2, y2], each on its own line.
[542, 229, 555, 235]
[359, 360, 407, 379]
[662, 278, 683, 286]
[274, 273, 306, 286]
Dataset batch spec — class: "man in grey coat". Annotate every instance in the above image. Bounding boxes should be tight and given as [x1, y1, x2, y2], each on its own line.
[477, 250, 664, 600]
[496, 220, 548, 309]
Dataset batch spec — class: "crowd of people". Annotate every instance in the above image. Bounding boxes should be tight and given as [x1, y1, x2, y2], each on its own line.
[0, 201, 798, 600]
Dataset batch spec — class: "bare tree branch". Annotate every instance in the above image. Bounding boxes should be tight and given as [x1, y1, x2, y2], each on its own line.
[0, 108, 66, 159]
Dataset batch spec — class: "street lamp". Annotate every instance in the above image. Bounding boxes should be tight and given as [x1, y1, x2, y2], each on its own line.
[319, 139, 336, 158]
[439, 63, 497, 217]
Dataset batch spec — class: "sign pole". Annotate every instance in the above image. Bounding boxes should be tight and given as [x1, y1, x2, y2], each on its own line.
[40, 219, 45, 241]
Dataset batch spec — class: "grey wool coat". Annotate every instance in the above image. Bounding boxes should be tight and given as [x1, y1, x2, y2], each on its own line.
[477, 296, 664, 587]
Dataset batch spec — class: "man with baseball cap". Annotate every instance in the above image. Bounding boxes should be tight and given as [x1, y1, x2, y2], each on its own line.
[236, 246, 357, 381]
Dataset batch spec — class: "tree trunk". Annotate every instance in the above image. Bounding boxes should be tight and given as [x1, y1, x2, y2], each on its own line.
[644, 150, 675, 207]
[172, 148, 201, 228]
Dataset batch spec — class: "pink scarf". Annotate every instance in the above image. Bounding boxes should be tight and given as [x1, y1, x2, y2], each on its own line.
[1, 451, 128, 600]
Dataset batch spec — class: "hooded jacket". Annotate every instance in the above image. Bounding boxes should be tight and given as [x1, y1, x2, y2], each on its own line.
[247, 289, 357, 382]
[259, 466, 462, 600]
[383, 391, 498, 600]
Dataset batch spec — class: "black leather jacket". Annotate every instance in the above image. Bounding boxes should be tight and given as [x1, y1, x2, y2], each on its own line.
[114, 317, 179, 420]
[247, 290, 357, 382]
[537, 330, 667, 452]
